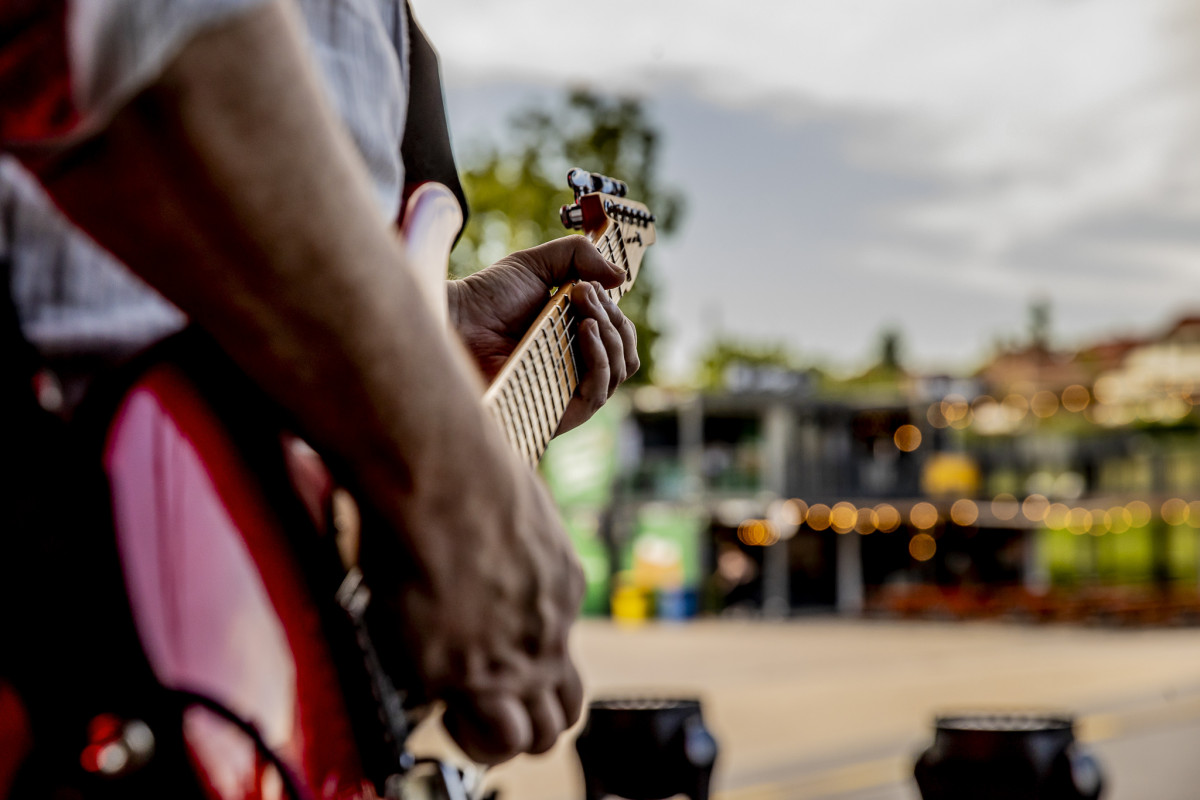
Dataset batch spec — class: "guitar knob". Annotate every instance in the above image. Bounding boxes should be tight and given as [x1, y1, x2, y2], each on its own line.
[560, 203, 584, 230]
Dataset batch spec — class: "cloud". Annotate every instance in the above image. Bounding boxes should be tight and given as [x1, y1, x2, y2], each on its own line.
[421, 0, 1196, 244]
[422, 0, 1200, 372]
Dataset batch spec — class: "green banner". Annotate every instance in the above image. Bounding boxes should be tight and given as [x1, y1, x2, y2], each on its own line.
[540, 395, 627, 508]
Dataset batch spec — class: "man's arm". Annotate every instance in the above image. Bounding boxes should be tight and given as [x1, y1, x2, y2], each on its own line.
[29, 0, 581, 763]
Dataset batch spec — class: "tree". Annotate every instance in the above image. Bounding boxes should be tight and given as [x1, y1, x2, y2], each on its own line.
[695, 338, 800, 390]
[1029, 298, 1051, 351]
[878, 328, 903, 372]
[452, 89, 684, 383]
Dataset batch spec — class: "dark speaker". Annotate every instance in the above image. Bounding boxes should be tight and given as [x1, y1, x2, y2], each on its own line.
[575, 698, 717, 800]
[915, 712, 1103, 800]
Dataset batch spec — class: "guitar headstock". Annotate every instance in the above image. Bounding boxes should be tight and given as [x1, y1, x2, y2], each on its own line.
[559, 168, 656, 288]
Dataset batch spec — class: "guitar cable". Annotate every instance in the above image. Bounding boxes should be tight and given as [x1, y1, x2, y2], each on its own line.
[170, 689, 312, 800]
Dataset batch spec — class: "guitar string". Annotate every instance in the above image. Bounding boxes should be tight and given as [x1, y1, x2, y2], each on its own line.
[518, 357, 552, 452]
[523, 334, 557, 437]
[502, 275, 635, 422]
[532, 325, 565, 421]
[514, 359, 549, 454]
[499, 380, 532, 462]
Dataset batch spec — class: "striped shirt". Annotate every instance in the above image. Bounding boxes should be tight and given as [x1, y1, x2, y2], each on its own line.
[2, 0, 412, 357]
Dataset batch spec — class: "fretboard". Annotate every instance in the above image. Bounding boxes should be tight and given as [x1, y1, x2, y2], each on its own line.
[482, 214, 643, 466]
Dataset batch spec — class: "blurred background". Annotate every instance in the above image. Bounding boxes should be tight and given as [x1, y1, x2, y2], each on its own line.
[412, 2, 1200, 798]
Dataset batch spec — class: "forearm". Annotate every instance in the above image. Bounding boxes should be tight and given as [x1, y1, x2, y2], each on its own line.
[33, 2, 506, 541]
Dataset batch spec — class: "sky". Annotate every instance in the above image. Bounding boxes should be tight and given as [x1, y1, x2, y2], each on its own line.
[417, 0, 1200, 380]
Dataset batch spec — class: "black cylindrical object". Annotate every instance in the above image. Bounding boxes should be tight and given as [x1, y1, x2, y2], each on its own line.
[914, 712, 1103, 800]
[575, 697, 717, 800]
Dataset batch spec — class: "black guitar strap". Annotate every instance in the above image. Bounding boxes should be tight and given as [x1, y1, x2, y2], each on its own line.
[401, 2, 469, 241]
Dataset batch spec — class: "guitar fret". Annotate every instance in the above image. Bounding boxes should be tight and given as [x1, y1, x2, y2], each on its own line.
[614, 228, 630, 285]
[521, 352, 555, 447]
[494, 396, 521, 457]
[551, 307, 576, 396]
[533, 328, 564, 424]
[599, 225, 616, 263]
[502, 382, 534, 463]
[605, 226, 627, 303]
[499, 383, 523, 461]
[560, 309, 580, 389]
[514, 360, 548, 456]
[548, 309, 570, 409]
[552, 314, 572, 415]
[606, 223, 620, 265]
[508, 371, 537, 460]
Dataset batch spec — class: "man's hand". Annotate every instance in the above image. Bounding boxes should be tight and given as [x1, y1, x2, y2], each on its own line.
[365, 440, 587, 764]
[448, 236, 640, 435]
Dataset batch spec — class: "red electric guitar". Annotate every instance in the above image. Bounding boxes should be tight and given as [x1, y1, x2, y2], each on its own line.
[95, 170, 655, 798]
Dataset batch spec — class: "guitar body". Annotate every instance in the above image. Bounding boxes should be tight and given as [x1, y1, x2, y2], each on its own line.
[99, 184, 462, 799]
[105, 358, 371, 799]
[85, 173, 650, 798]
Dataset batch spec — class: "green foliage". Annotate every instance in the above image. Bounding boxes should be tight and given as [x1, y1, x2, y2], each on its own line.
[695, 338, 799, 390]
[452, 89, 683, 383]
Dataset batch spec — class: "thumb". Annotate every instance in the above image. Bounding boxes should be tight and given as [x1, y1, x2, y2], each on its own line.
[520, 236, 625, 289]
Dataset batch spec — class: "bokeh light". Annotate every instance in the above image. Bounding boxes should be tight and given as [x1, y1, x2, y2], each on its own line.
[738, 519, 779, 546]
[991, 493, 1019, 521]
[893, 424, 922, 452]
[1161, 498, 1189, 527]
[830, 502, 857, 534]
[1022, 494, 1050, 522]
[855, 508, 878, 535]
[781, 498, 808, 527]
[1044, 503, 1070, 530]
[909, 533, 937, 562]
[875, 503, 901, 533]
[950, 499, 978, 526]
[1061, 384, 1090, 412]
[1066, 508, 1093, 536]
[910, 502, 939, 530]
[806, 504, 832, 531]
[926, 403, 949, 429]
[1002, 393, 1030, 421]
[1031, 391, 1060, 418]
[1127, 500, 1152, 528]
[941, 395, 969, 423]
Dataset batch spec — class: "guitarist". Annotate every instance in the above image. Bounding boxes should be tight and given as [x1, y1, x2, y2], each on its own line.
[0, 0, 639, 786]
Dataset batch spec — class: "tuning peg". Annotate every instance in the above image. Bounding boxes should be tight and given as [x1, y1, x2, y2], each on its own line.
[567, 168, 629, 200]
[599, 175, 629, 198]
[568, 168, 592, 200]
[560, 203, 583, 230]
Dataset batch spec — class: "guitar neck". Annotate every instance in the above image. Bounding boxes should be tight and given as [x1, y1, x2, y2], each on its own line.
[482, 208, 647, 466]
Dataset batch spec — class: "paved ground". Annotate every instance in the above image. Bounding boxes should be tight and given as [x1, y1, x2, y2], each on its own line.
[408, 618, 1200, 799]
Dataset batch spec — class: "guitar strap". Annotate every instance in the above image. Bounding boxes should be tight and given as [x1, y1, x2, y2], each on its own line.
[400, 1, 469, 240]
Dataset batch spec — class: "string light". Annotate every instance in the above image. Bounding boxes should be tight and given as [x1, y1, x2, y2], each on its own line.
[909, 533, 937, 561]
